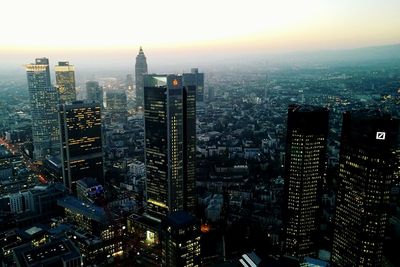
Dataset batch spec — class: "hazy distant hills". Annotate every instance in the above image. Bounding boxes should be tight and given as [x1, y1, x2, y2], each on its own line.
[272, 44, 400, 65]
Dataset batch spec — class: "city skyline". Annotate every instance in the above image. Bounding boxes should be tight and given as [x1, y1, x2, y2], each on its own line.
[0, 2, 399, 266]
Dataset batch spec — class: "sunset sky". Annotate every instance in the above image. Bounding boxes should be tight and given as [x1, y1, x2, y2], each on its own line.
[1, 0, 399, 68]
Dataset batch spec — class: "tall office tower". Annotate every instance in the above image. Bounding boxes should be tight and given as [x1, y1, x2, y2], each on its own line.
[59, 100, 104, 193]
[106, 90, 127, 123]
[181, 73, 197, 214]
[144, 74, 196, 219]
[86, 81, 103, 106]
[331, 110, 399, 267]
[26, 58, 60, 161]
[55, 61, 76, 103]
[161, 211, 201, 267]
[135, 46, 148, 107]
[190, 68, 204, 103]
[283, 104, 329, 259]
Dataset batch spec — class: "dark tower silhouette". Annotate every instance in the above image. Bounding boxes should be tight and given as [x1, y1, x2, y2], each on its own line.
[283, 104, 329, 259]
[332, 110, 399, 266]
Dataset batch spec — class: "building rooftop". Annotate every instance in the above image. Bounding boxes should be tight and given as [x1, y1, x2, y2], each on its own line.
[76, 177, 101, 188]
[57, 196, 107, 222]
[13, 238, 80, 267]
[164, 211, 196, 228]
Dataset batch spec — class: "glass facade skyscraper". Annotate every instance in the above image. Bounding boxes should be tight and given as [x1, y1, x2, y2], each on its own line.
[26, 58, 60, 161]
[55, 61, 76, 103]
[58, 100, 104, 193]
[144, 74, 196, 220]
[86, 81, 103, 107]
[332, 110, 399, 266]
[135, 46, 148, 108]
[283, 104, 329, 259]
[190, 68, 204, 103]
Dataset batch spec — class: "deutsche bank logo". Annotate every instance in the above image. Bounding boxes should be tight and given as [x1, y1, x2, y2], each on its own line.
[376, 132, 386, 140]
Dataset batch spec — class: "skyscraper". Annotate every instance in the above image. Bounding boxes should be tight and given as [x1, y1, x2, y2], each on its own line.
[190, 68, 204, 103]
[135, 46, 148, 108]
[283, 104, 329, 259]
[86, 81, 103, 106]
[331, 110, 399, 266]
[26, 58, 60, 161]
[106, 90, 127, 123]
[144, 74, 196, 220]
[181, 73, 197, 214]
[58, 100, 104, 193]
[161, 211, 201, 267]
[55, 61, 76, 103]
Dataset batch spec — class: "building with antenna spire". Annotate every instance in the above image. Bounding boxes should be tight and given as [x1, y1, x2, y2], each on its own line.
[135, 46, 148, 108]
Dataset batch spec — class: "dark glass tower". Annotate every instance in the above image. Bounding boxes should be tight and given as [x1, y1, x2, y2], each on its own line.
[86, 81, 103, 107]
[332, 110, 399, 266]
[182, 73, 197, 214]
[190, 68, 204, 103]
[135, 46, 148, 108]
[161, 211, 201, 267]
[144, 74, 196, 219]
[55, 61, 76, 103]
[58, 100, 104, 193]
[26, 58, 60, 161]
[283, 104, 329, 259]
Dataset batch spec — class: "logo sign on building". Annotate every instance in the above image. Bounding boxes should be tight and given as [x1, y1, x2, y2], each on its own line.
[376, 132, 386, 140]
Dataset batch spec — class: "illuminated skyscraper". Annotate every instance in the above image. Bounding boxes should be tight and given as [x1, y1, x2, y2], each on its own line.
[135, 46, 148, 108]
[144, 74, 196, 219]
[161, 211, 201, 267]
[283, 104, 329, 259]
[59, 100, 104, 193]
[331, 110, 399, 267]
[86, 81, 103, 106]
[25, 58, 60, 161]
[55, 61, 76, 103]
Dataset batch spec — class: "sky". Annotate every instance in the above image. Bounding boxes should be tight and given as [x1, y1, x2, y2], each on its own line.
[0, 0, 399, 69]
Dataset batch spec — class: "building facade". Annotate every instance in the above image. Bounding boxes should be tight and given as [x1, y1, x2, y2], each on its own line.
[58, 100, 104, 193]
[55, 61, 76, 103]
[331, 110, 399, 266]
[26, 58, 60, 161]
[283, 104, 329, 259]
[161, 211, 201, 267]
[190, 68, 204, 103]
[144, 74, 196, 219]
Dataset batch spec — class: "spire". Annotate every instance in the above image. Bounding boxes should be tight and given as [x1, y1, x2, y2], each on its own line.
[139, 46, 144, 55]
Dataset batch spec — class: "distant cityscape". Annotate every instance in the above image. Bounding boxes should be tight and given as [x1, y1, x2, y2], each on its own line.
[0, 46, 399, 267]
